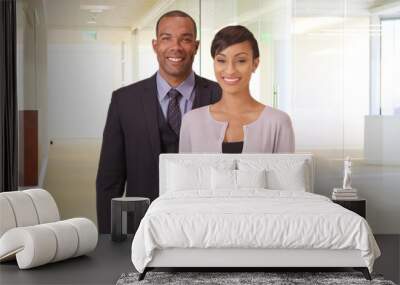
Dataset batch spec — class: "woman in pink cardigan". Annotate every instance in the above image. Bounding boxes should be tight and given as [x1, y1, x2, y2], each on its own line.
[179, 25, 295, 153]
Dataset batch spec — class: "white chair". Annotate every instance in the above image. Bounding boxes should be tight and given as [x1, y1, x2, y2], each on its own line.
[0, 189, 98, 269]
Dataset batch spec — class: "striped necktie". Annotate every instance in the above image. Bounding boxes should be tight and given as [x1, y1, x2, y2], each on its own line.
[167, 89, 182, 135]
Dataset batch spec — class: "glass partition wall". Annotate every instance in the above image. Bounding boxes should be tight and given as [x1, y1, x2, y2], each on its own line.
[129, 0, 399, 234]
[17, 0, 399, 234]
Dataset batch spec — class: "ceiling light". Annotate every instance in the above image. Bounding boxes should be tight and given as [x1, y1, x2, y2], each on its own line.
[80, 5, 113, 13]
[89, 9, 104, 13]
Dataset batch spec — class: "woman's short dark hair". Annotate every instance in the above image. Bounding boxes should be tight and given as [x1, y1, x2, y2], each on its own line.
[211, 25, 259, 59]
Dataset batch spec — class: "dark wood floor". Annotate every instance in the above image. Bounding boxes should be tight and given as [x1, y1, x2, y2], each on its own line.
[0, 234, 398, 285]
[0, 235, 134, 285]
[374, 234, 400, 284]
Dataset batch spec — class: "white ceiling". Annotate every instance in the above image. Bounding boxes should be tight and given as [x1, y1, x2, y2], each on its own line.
[43, 0, 400, 30]
[44, 0, 159, 30]
[294, 0, 380, 16]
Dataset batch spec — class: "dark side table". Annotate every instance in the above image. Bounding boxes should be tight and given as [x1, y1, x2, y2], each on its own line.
[332, 198, 366, 218]
[111, 197, 150, 242]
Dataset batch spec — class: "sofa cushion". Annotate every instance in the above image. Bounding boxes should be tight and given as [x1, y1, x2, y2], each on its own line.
[0, 192, 39, 227]
[0, 189, 60, 237]
[24, 189, 60, 223]
[0, 218, 98, 269]
[0, 196, 17, 237]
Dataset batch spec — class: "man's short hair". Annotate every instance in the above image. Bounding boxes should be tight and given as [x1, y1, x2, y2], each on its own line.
[155, 10, 197, 39]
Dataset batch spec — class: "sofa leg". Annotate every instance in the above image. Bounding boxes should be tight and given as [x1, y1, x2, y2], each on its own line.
[138, 268, 148, 281]
[354, 267, 371, 280]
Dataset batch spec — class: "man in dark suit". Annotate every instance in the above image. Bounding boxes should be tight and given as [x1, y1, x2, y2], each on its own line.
[96, 10, 221, 233]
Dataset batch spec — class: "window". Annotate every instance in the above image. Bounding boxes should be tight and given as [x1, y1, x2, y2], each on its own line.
[381, 18, 400, 115]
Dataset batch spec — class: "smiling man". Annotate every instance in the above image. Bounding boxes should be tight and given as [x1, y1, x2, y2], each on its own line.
[96, 10, 221, 233]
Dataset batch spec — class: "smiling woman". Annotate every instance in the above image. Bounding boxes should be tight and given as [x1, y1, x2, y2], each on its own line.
[179, 25, 295, 154]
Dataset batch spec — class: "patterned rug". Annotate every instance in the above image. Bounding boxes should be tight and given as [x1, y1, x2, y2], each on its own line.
[116, 271, 396, 285]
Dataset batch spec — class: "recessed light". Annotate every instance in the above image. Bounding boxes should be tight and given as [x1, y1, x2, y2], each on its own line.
[89, 9, 103, 13]
[80, 5, 113, 12]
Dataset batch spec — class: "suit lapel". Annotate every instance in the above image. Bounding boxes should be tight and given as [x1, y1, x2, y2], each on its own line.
[140, 73, 161, 156]
[193, 74, 213, 109]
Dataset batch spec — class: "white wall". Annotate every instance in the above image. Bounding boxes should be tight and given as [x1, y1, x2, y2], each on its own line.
[44, 29, 132, 223]
[136, 28, 159, 80]
[44, 139, 100, 223]
[47, 29, 132, 139]
[48, 42, 114, 138]
[364, 116, 400, 165]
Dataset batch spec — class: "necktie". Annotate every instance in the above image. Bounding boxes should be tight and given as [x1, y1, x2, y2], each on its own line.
[167, 89, 182, 135]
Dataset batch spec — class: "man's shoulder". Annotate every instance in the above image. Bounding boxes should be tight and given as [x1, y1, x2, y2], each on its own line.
[195, 74, 221, 104]
[112, 75, 156, 99]
[195, 74, 219, 89]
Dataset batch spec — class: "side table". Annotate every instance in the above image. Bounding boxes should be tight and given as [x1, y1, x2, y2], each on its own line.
[111, 197, 150, 242]
[332, 198, 366, 218]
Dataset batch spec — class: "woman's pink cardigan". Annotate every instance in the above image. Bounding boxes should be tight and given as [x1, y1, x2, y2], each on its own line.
[179, 105, 295, 153]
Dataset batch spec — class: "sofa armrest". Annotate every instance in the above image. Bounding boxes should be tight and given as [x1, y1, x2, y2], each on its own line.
[0, 218, 98, 269]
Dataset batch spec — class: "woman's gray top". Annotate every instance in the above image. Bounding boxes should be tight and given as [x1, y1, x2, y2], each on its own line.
[179, 105, 295, 153]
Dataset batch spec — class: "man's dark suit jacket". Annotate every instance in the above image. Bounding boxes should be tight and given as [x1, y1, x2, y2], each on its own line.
[96, 73, 221, 233]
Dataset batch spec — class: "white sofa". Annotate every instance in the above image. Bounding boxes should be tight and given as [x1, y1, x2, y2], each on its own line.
[0, 189, 98, 269]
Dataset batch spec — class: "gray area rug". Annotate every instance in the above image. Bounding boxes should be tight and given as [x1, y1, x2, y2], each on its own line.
[116, 272, 396, 285]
